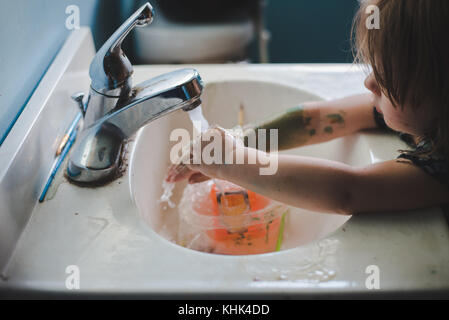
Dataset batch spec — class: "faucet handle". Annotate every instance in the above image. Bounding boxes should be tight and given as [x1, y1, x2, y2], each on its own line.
[89, 3, 154, 97]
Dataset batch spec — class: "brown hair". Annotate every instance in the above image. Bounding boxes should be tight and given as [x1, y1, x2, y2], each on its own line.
[352, 0, 449, 157]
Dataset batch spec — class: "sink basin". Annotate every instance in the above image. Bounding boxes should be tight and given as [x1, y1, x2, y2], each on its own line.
[130, 80, 371, 254]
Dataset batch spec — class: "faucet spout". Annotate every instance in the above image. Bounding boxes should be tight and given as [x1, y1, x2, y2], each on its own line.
[67, 68, 203, 185]
[99, 68, 202, 138]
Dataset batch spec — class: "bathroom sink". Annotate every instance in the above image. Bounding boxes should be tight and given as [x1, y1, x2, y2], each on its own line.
[129, 80, 369, 253]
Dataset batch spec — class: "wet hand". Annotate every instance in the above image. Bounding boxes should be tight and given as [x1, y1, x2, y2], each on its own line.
[165, 127, 243, 184]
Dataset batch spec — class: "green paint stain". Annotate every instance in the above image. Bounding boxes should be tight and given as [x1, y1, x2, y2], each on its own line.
[324, 126, 334, 134]
[253, 104, 321, 150]
[326, 113, 345, 124]
[286, 105, 305, 114]
[276, 211, 288, 252]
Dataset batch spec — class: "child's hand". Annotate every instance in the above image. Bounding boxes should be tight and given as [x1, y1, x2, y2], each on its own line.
[165, 161, 210, 184]
[165, 127, 243, 184]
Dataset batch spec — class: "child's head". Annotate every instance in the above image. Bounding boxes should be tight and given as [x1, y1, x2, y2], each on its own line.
[353, 0, 449, 154]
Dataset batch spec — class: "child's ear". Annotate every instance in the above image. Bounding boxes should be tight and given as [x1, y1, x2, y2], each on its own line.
[364, 73, 381, 96]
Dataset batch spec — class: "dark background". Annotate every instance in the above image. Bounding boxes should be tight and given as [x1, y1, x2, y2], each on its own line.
[0, 0, 358, 145]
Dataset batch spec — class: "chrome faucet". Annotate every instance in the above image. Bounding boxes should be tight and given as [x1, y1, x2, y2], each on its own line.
[67, 3, 203, 185]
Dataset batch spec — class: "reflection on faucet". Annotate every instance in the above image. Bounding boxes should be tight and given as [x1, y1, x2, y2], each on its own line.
[67, 3, 203, 185]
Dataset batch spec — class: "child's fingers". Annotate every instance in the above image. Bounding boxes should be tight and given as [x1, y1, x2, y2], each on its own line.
[166, 127, 239, 183]
[166, 164, 192, 182]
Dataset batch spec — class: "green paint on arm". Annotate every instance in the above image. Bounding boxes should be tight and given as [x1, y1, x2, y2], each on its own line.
[253, 105, 316, 150]
[286, 105, 305, 114]
[324, 126, 334, 134]
[326, 113, 345, 124]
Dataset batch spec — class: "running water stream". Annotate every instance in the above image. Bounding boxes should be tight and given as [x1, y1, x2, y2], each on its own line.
[159, 105, 211, 209]
[188, 105, 210, 134]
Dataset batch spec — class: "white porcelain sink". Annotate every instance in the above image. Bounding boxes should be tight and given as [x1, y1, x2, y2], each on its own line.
[129, 80, 373, 254]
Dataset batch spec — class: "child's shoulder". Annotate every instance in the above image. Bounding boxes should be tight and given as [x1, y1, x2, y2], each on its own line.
[397, 140, 449, 190]
[374, 107, 449, 190]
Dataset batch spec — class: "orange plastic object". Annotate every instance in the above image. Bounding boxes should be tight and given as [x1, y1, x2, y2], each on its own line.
[193, 182, 283, 255]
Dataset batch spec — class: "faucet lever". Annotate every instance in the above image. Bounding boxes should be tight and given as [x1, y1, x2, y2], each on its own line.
[89, 3, 154, 96]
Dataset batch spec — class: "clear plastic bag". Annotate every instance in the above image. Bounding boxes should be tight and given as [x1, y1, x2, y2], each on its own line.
[178, 179, 288, 255]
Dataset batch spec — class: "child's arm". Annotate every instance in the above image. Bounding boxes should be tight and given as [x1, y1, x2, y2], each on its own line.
[191, 147, 449, 215]
[247, 93, 377, 151]
[172, 93, 379, 184]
